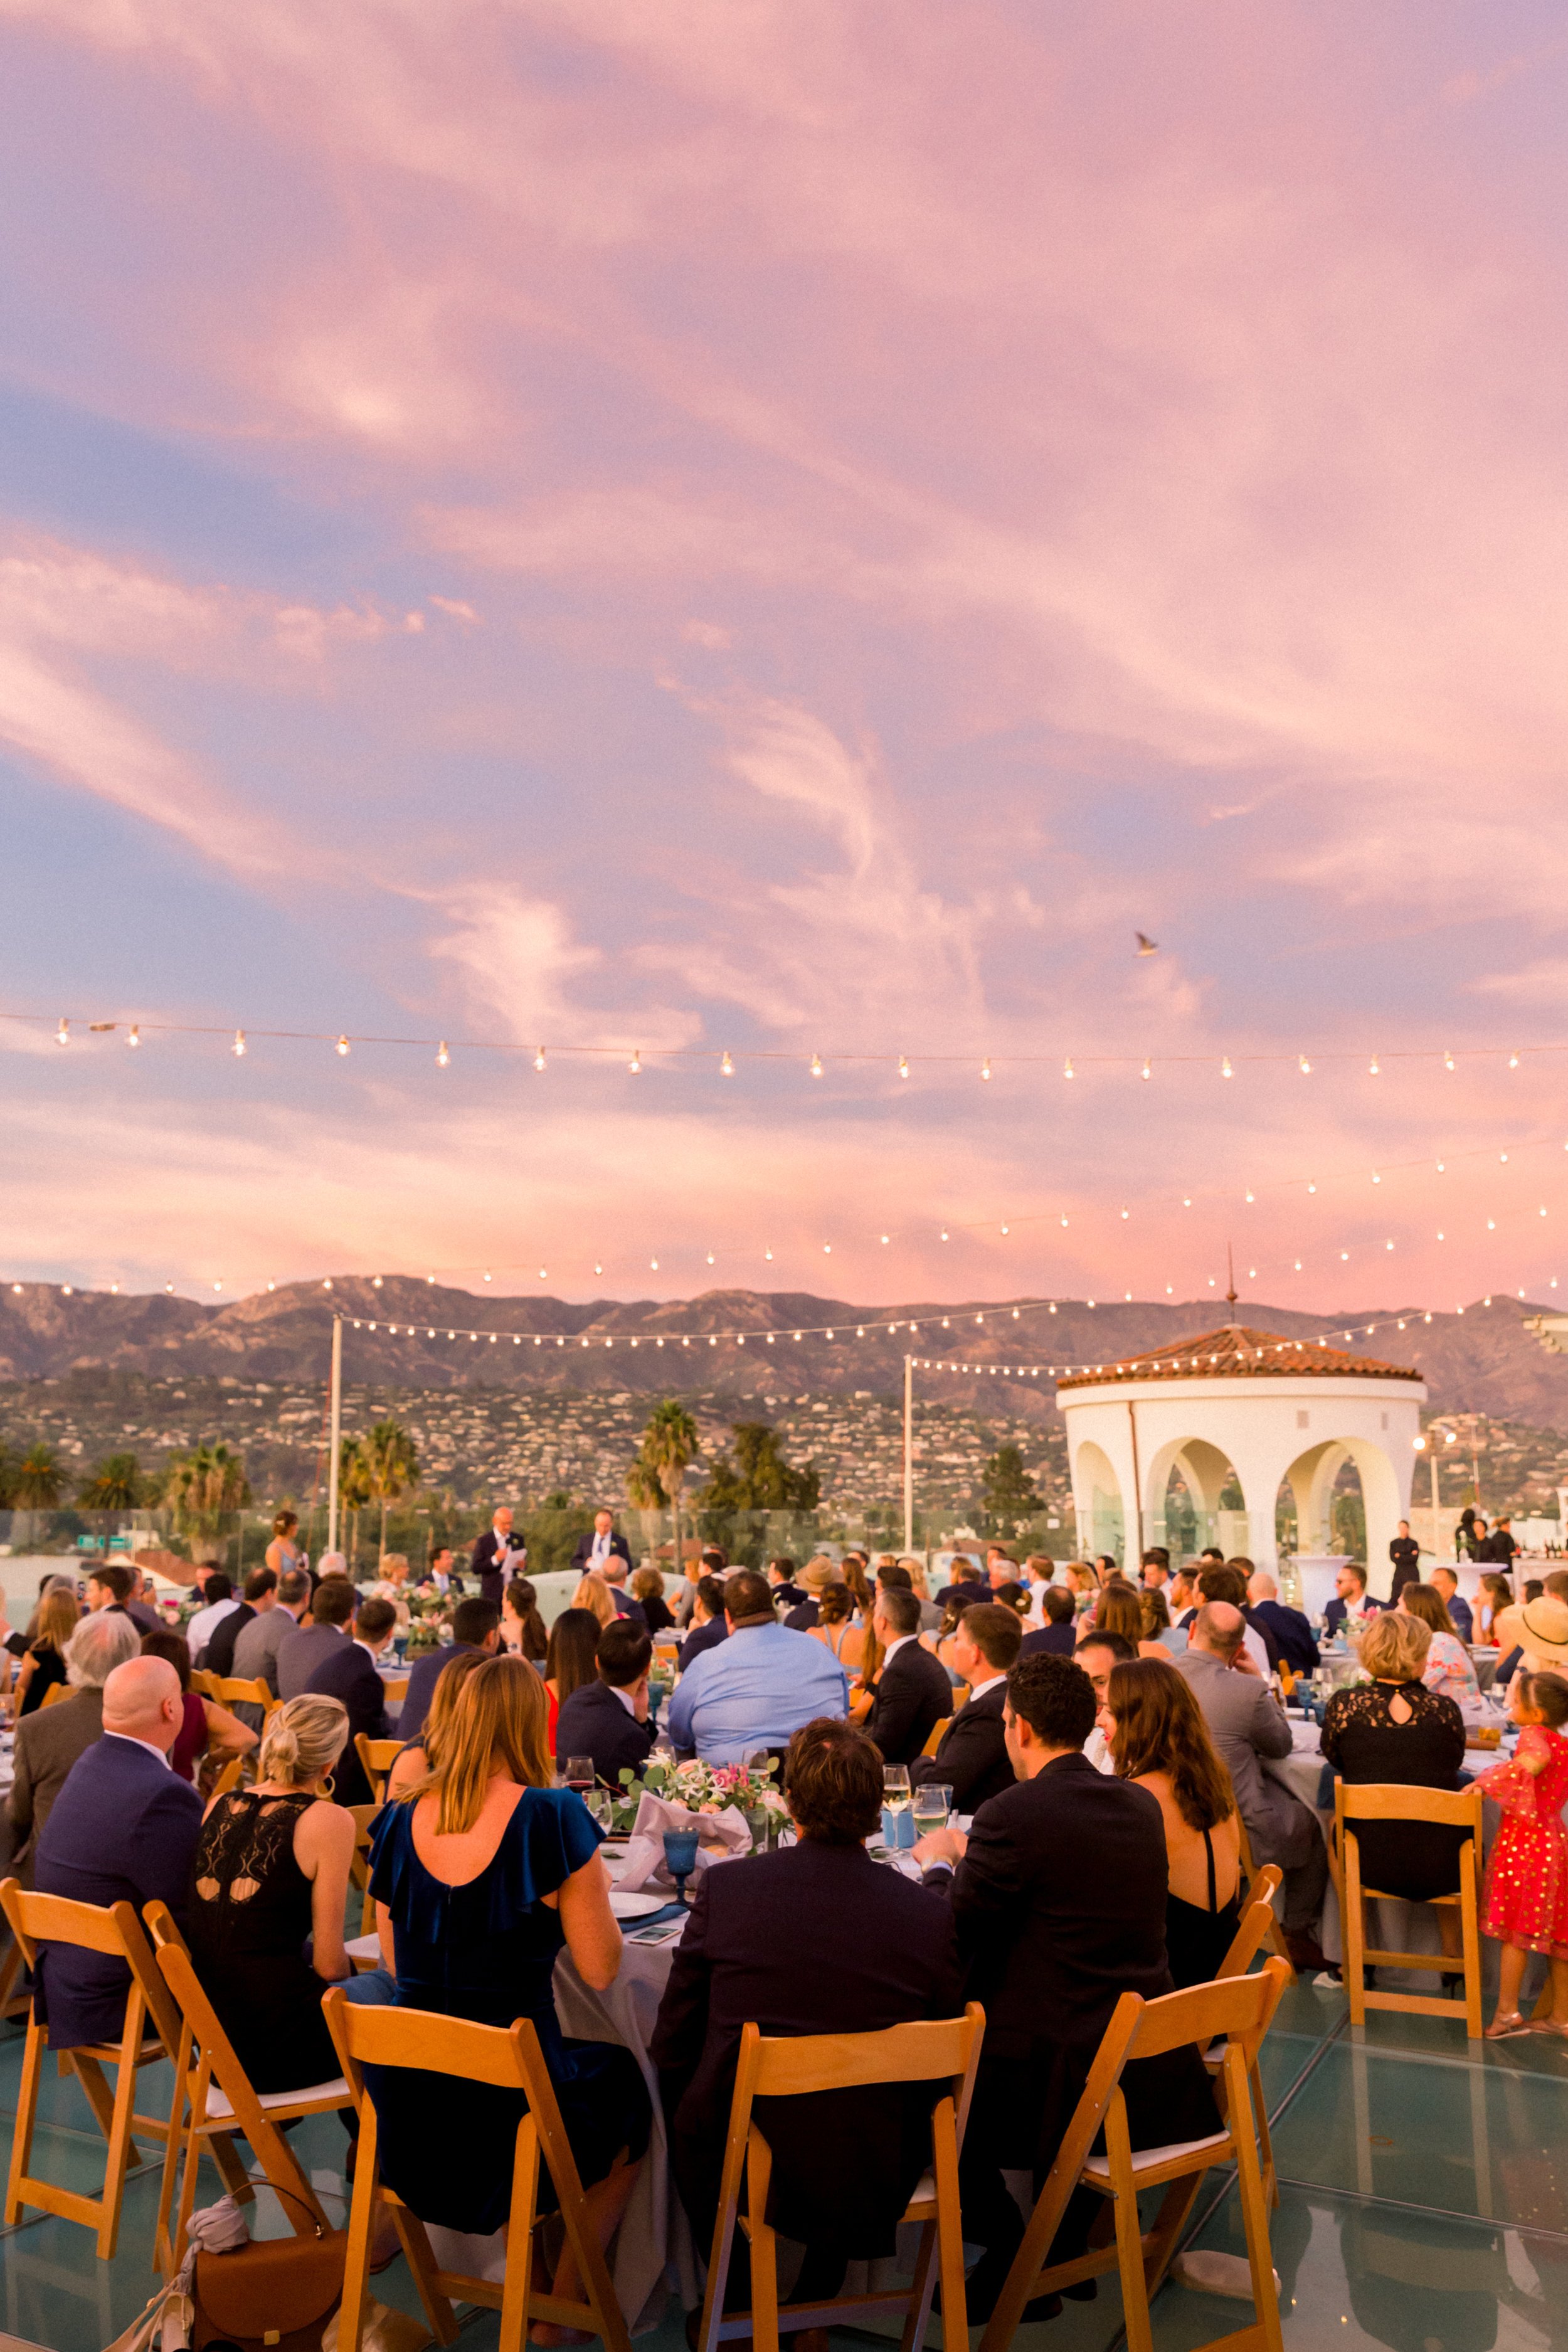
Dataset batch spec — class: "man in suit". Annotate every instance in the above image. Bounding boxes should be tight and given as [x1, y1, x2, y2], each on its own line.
[859, 1588, 953, 1766]
[599, 1555, 647, 1626]
[679, 1574, 729, 1668]
[554, 1619, 659, 1783]
[470, 1507, 524, 1607]
[278, 1572, 359, 1697]
[233, 1566, 311, 1697]
[1246, 1569, 1320, 1675]
[1389, 1520, 1422, 1601]
[85, 1560, 160, 1636]
[1430, 1566, 1473, 1645]
[8, 1611, 140, 1887]
[765, 1555, 807, 1610]
[570, 1508, 633, 1577]
[913, 1651, 1217, 2318]
[911, 1603, 1020, 1811]
[398, 1597, 502, 1744]
[1324, 1560, 1386, 1638]
[203, 1565, 275, 1681]
[1020, 1582, 1078, 1657]
[1173, 1604, 1327, 1969]
[300, 1596, 396, 1804]
[419, 1546, 465, 1598]
[33, 1656, 204, 2050]
[653, 1718, 961, 2319]
[935, 1556, 988, 1612]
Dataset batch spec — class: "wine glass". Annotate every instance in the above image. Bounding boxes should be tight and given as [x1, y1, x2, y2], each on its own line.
[882, 1764, 912, 1813]
[662, 1827, 700, 1905]
[564, 1756, 596, 1800]
[912, 1783, 951, 1834]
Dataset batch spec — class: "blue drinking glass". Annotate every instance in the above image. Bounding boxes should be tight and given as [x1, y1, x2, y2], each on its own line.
[662, 1827, 700, 1906]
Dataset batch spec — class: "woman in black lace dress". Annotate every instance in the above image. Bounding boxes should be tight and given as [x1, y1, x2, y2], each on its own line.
[187, 1693, 357, 2090]
[1320, 1611, 1468, 1964]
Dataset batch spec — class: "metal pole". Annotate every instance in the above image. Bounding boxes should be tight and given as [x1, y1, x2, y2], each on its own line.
[1126, 1400, 1143, 1567]
[903, 1355, 914, 1555]
[327, 1315, 343, 1559]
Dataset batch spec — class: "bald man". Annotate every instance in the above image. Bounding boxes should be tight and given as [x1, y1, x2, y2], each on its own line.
[33, 1657, 203, 2049]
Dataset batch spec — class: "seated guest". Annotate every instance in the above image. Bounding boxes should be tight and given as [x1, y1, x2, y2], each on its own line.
[1493, 1571, 1568, 1678]
[139, 1629, 257, 1784]
[1087, 1581, 1144, 1648]
[670, 1551, 704, 1630]
[501, 1577, 549, 1664]
[33, 1656, 204, 2048]
[9, 1613, 141, 1885]
[277, 1573, 359, 1697]
[555, 1619, 659, 1784]
[1140, 1547, 1171, 1592]
[807, 1580, 864, 1671]
[85, 1560, 160, 1636]
[233, 1565, 312, 1697]
[189, 1694, 356, 2094]
[1320, 1611, 1467, 1970]
[1168, 1565, 1197, 1617]
[935, 1556, 989, 1612]
[299, 1595, 396, 1804]
[910, 1604, 1020, 1811]
[1139, 1587, 1179, 1656]
[1475, 1573, 1515, 1648]
[1074, 1630, 1136, 1771]
[1325, 1560, 1385, 1638]
[13, 1584, 80, 1717]
[667, 1572, 849, 1764]
[1429, 1565, 1473, 1645]
[1398, 1583, 1478, 1702]
[859, 1589, 953, 1766]
[913, 1653, 1218, 2316]
[366, 1658, 650, 2283]
[765, 1556, 807, 1610]
[203, 1566, 276, 1682]
[186, 1572, 241, 1664]
[544, 1606, 603, 1750]
[1177, 1563, 1276, 1674]
[1173, 1604, 1328, 1971]
[1246, 1569, 1320, 1676]
[398, 1598, 501, 1744]
[652, 1719, 961, 2321]
[571, 1572, 619, 1633]
[782, 1556, 835, 1633]
[1020, 1582, 1078, 1656]
[681, 1574, 732, 1670]
[1101, 1658, 1242, 1987]
[600, 1554, 647, 1627]
[632, 1567, 675, 1636]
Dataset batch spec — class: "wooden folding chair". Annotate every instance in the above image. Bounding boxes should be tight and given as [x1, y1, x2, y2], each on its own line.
[40, 1682, 69, 1710]
[1334, 1782, 1484, 2038]
[1234, 1814, 1291, 1963]
[1206, 1864, 1285, 2206]
[143, 1900, 347, 2273]
[692, 2004, 985, 2352]
[354, 1735, 403, 1806]
[347, 1804, 379, 1935]
[322, 1988, 636, 2352]
[0, 1879, 181, 2260]
[379, 1678, 410, 1713]
[206, 1674, 280, 1719]
[980, 1959, 1292, 2352]
[920, 1718, 951, 1758]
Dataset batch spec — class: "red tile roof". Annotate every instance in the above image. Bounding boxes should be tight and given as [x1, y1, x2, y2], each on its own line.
[1056, 1323, 1421, 1392]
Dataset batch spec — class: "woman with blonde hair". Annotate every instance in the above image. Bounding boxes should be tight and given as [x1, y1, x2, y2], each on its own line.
[571, 1571, 618, 1631]
[386, 1645, 490, 1799]
[187, 1694, 356, 2094]
[14, 1583, 82, 1716]
[366, 1657, 649, 2312]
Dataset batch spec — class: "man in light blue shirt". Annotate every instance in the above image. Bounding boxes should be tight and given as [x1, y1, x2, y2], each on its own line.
[666, 1571, 849, 1763]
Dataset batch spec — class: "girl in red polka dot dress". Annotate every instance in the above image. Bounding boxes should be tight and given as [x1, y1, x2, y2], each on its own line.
[1473, 1670, 1568, 2038]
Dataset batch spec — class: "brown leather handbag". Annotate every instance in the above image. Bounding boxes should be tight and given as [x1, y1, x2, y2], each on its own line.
[191, 2187, 346, 2352]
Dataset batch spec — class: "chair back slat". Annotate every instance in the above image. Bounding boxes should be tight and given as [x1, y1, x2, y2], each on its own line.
[1125, 1956, 1290, 2063]
[208, 1675, 275, 1710]
[40, 1683, 70, 1709]
[1215, 1865, 1283, 1981]
[751, 2013, 978, 2098]
[327, 1994, 537, 2091]
[1337, 1782, 1483, 1830]
[1, 1882, 130, 1961]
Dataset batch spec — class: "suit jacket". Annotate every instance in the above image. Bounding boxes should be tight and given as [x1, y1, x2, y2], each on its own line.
[202, 1602, 255, 1681]
[553, 1680, 657, 1784]
[1170, 1648, 1315, 1865]
[470, 1530, 525, 1604]
[652, 1839, 960, 2245]
[397, 1641, 480, 1744]
[680, 1617, 728, 1668]
[570, 1530, 633, 1573]
[862, 1640, 953, 1767]
[935, 1578, 989, 1613]
[1020, 1621, 1078, 1658]
[609, 1590, 648, 1628]
[1249, 1599, 1320, 1676]
[302, 1642, 391, 1804]
[277, 1620, 352, 1700]
[909, 1680, 1014, 1811]
[1446, 1594, 1475, 1643]
[1389, 1537, 1422, 1599]
[34, 1737, 203, 2048]
[232, 1605, 306, 1700]
[938, 1752, 1215, 2167]
[8, 1688, 105, 1888]
[1325, 1595, 1387, 1638]
[782, 1599, 820, 1633]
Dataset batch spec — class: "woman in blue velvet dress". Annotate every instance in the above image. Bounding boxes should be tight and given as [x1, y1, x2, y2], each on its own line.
[368, 1655, 649, 2299]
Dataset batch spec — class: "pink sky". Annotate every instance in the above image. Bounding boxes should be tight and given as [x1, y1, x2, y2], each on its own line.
[2, 1, 1567, 1313]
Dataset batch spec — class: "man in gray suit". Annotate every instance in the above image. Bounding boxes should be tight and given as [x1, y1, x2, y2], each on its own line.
[232, 1566, 312, 1697]
[8, 1612, 141, 1885]
[277, 1574, 357, 1698]
[1172, 1603, 1327, 1973]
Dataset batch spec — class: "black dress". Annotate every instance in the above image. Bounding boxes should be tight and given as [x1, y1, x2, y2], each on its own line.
[188, 1790, 342, 2091]
[367, 1788, 650, 2235]
[18, 1643, 65, 1717]
[1320, 1680, 1467, 1899]
[1164, 1825, 1244, 1990]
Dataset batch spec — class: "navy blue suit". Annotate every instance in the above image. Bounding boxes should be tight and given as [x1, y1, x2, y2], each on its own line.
[34, 1737, 203, 2048]
[554, 1680, 658, 1783]
[1020, 1621, 1078, 1658]
[680, 1617, 728, 1668]
[396, 1641, 480, 1745]
[304, 1641, 390, 1804]
[1249, 1599, 1320, 1676]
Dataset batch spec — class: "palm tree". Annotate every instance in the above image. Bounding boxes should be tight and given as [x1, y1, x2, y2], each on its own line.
[337, 1435, 374, 1570]
[13, 1444, 63, 1510]
[77, 1452, 146, 1511]
[164, 1442, 252, 1552]
[363, 1420, 420, 1560]
[627, 1401, 701, 1581]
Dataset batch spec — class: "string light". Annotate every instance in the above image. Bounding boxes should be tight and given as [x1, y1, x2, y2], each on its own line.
[534, 1046, 546, 1073]
[55, 1018, 68, 1047]
[1298, 1056, 1311, 1076]
[898, 1055, 909, 1078]
[1369, 1056, 1380, 1074]
[436, 1041, 450, 1067]
[1221, 1057, 1232, 1078]
[810, 1053, 823, 1078]
[980, 1059, 992, 1081]
[629, 1050, 642, 1074]
[231, 1029, 246, 1057]
[126, 1024, 140, 1048]
[720, 1051, 734, 1078]
[335, 1035, 350, 1057]
[1063, 1057, 1075, 1079]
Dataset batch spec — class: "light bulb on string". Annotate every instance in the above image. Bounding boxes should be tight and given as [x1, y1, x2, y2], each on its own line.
[1298, 1056, 1311, 1075]
[808, 1052, 824, 1078]
[1444, 1051, 1455, 1071]
[1509, 1051, 1520, 1068]
[373, 1275, 383, 1288]
[594, 1261, 603, 1275]
[436, 1041, 450, 1066]
[720, 1051, 734, 1078]
[232, 1029, 246, 1057]
[55, 1018, 69, 1047]
[1500, 1152, 1509, 1163]
[483, 1270, 492, 1283]
[1141, 1059, 1152, 1080]
[980, 1058, 992, 1081]
[1369, 1056, 1380, 1074]
[879, 1233, 889, 1245]
[628, 1049, 642, 1074]
[335, 1034, 350, 1056]
[534, 1046, 546, 1073]
[898, 1055, 909, 1078]
[940, 1229, 948, 1241]
[763, 1246, 773, 1261]
[126, 1024, 140, 1048]
[1063, 1056, 1074, 1078]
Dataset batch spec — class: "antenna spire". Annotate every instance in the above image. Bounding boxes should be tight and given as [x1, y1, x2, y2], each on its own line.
[1226, 1242, 1239, 1322]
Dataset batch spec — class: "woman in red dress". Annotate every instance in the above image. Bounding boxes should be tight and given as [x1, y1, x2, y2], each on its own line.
[1473, 1670, 1568, 2038]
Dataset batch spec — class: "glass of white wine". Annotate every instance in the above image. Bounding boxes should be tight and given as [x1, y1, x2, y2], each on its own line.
[912, 1783, 951, 1834]
[882, 1765, 912, 1845]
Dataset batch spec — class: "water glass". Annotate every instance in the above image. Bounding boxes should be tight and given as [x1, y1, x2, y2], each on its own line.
[663, 1827, 700, 1904]
[912, 1783, 952, 1832]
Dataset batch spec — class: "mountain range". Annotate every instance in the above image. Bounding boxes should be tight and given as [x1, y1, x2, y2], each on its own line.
[4, 1279, 1568, 1429]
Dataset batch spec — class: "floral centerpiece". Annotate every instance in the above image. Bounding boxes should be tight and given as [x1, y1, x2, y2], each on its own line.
[608, 1754, 787, 1838]
[401, 1590, 453, 1655]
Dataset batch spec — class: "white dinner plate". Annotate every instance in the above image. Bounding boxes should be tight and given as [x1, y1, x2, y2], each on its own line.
[610, 1890, 667, 1919]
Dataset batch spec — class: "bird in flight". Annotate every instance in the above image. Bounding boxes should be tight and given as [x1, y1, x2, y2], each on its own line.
[1135, 932, 1159, 956]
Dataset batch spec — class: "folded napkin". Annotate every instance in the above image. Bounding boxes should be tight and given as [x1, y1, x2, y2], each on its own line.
[617, 1789, 753, 1894]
